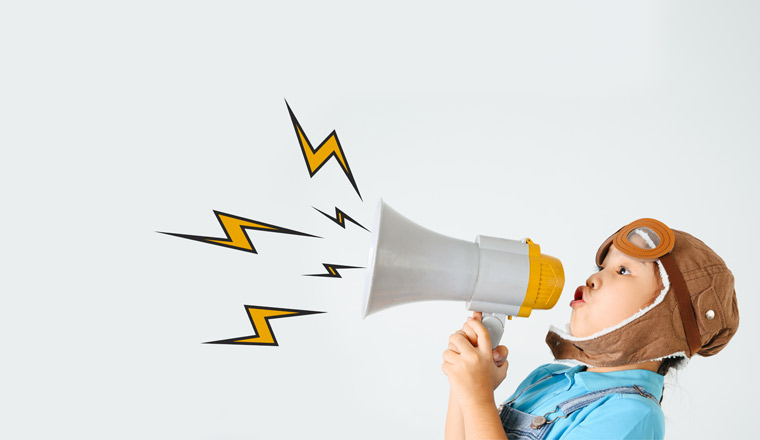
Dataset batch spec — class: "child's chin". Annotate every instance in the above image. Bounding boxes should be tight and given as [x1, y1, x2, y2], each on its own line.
[568, 312, 579, 332]
[568, 317, 590, 338]
[568, 320, 578, 336]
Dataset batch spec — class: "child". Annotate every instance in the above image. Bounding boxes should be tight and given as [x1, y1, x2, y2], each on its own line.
[442, 218, 739, 439]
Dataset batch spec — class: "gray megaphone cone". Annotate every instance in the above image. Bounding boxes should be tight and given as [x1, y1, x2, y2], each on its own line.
[363, 200, 479, 317]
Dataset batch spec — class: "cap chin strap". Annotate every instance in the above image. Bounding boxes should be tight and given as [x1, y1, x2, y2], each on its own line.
[659, 253, 701, 356]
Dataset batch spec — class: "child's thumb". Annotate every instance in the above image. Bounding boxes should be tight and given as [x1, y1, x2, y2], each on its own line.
[493, 346, 509, 366]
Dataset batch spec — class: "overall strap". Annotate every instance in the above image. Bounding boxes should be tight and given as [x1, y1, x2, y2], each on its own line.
[557, 385, 659, 418]
[527, 385, 660, 431]
[503, 373, 555, 406]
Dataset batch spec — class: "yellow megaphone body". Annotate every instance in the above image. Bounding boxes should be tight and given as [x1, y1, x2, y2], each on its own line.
[363, 200, 564, 348]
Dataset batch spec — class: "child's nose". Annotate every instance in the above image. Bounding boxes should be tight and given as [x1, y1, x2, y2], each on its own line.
[586, 273, 601, 289]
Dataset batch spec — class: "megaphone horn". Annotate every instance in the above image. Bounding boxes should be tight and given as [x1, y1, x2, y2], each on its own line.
[363, 200, 564, 348]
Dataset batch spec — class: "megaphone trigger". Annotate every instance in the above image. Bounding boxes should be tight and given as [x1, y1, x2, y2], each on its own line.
[481, 312, 506, 350]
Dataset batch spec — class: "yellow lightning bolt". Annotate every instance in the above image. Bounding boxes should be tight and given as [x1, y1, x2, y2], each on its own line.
[304, 263, 364, 278]
[205, 305, 325, 346]
[207, 214, 274, 251]
[313, 206, 370, 232]
[159, 210, 320, 254]
[286, 101, 362, 200]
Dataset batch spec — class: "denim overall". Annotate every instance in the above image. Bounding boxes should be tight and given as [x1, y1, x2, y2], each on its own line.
[497, 373, 660, 440]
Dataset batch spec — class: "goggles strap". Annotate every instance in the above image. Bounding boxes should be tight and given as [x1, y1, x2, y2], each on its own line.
[660, 253, 701, 356]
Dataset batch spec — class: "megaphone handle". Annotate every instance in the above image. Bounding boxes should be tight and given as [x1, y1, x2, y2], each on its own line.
[481, 313, 506, 350]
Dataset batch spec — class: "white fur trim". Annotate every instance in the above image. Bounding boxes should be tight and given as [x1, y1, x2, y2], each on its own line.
[550, 352, 689, 369]
[648, 351, 688, 364]
[552, 358, 589, 368]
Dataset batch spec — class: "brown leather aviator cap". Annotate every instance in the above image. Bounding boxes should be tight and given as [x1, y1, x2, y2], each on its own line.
[546, 219, 740, 367]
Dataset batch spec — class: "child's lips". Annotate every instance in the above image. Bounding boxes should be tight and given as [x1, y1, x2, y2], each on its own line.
[570, 286, 586, 308]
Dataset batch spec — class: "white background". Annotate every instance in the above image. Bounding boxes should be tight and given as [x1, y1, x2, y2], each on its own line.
[2, 1, 759, 439]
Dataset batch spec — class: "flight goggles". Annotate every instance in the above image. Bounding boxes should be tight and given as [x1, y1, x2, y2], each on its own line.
[596, 218, 675, 265]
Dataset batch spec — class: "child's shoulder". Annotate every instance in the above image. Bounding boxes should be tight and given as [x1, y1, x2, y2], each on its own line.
[510, 363, 574, 396]
[525, 362, 574, 381]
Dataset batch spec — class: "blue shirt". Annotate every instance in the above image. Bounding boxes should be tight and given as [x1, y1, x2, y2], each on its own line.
[503, 364, 665, 439]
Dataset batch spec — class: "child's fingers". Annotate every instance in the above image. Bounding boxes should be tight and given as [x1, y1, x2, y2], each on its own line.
[448, 330, 475, 355]
[460, 320, 478, 346]
[461, 312, 486, 346]
[442, 349, 460, 377]
[465, 318, 492, 355]
[442, 348, 460, 365]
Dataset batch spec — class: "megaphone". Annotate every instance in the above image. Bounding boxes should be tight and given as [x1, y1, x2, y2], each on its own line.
[363, 200, 564, 348]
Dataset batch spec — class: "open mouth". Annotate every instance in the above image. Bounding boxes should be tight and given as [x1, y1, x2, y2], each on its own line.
[574, 286, 584, 301]
[570, 286, 586, 308]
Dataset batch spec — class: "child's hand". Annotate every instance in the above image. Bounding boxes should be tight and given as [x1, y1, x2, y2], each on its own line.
[457, 312, 509, 370]
[463, 313, 509, 389]
[442, 313, 509, 406]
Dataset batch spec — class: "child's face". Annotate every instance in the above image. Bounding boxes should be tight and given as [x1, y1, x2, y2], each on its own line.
[569, 244, 661, 338]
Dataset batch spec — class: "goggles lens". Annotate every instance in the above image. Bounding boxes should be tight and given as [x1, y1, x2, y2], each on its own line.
[626, 226, 661, 250]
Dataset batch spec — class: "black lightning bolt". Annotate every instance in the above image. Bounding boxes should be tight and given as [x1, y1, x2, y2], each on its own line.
[304, 263, 364, 278]
[313, 206, 370, 232]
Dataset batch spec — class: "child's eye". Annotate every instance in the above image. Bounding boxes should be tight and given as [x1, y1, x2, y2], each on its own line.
[617, 266, 631, 275]
[596, 265, 604, 272]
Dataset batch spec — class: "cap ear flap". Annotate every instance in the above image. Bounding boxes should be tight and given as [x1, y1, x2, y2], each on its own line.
[695, 271, 739, 357]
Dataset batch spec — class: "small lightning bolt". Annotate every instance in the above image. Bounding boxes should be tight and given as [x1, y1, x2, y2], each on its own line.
[313, 206, 370, 232]
[286, 101, 362, 201]
[304, 263, 364, 278]
[158, 210, 320, 254]
[205, 305, 325, 346]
